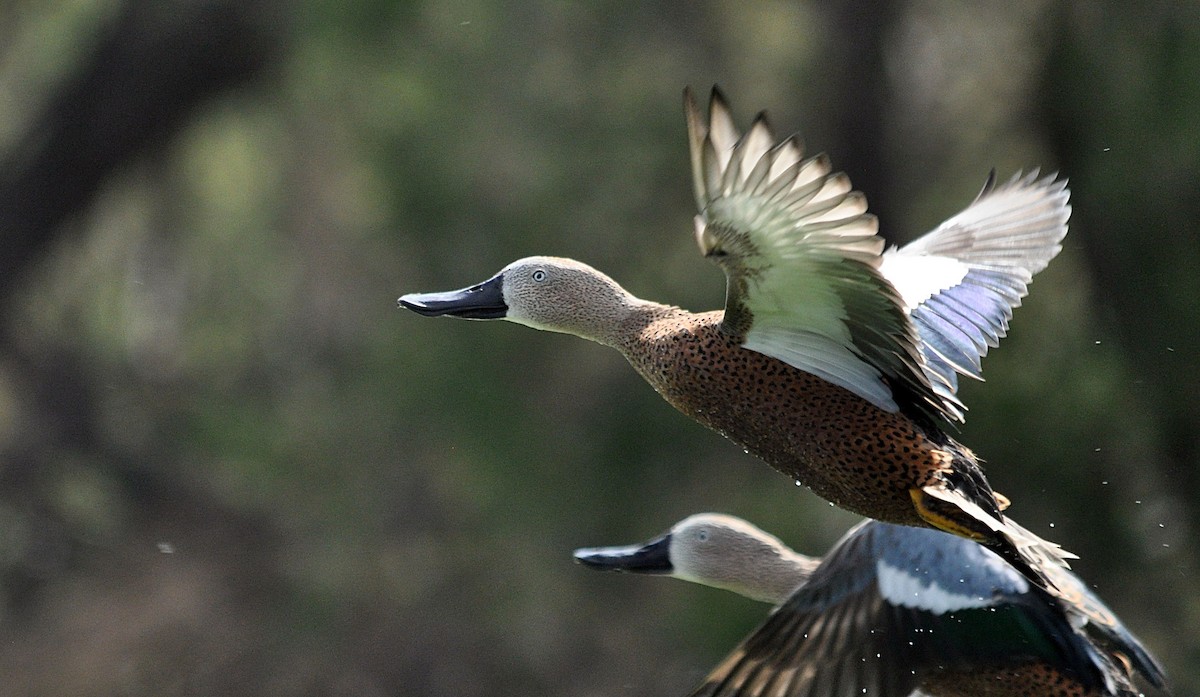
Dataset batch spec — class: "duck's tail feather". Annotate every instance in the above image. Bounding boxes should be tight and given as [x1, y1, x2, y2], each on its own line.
[994, 514, 1078, 594]
[913, 485, 1075, 593]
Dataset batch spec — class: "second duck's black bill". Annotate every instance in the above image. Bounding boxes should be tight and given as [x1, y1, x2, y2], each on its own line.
[572, 533, 673, 574]
[398, 273, 507, 319]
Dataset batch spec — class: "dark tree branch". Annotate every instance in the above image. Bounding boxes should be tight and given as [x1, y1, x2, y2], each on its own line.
[1039, 3, 1200, 536]
[0, 0, 283, 296]
[821, 0, 903, 240]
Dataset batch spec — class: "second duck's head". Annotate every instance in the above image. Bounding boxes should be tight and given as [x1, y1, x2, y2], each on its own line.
[573, 513, 812, 604]
[399, 256, 644, 346]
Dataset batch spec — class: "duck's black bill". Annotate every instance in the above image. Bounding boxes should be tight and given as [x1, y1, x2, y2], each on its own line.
[572, 533, 673, 574]
[398, 273, 507, 319]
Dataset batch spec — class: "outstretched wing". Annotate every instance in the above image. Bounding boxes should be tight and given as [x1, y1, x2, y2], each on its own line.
[687, 522, 916, 697]
[880, 172, 1071, 418]
[684, 87, 953, 422]
[688, 522, 1103, 697]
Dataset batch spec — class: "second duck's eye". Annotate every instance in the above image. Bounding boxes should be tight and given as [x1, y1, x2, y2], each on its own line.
[532, 270, 547, 282]
[696, 529, 709, 542]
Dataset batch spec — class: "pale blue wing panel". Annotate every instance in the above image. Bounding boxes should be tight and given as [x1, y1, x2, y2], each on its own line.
[882, 173, 1070, 409]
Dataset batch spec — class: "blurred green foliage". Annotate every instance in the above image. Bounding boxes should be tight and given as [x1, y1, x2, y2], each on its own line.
[0, 1, 1195, 695]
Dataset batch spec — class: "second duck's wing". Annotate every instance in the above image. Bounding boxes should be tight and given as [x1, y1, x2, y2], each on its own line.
[1043, 564, 1168, 691]
[688, 522, 915, 697]
[688, 522, 1106, 697]
[684, 87, 956, 423]
[879, 172, 1071, 418]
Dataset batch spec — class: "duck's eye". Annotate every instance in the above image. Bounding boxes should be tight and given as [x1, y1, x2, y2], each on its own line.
[532, 270, 547, 282]
[696, 529, 709, 542]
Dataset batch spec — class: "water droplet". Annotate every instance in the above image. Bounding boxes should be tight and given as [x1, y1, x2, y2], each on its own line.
[1049, 522, 1055, 528]
[157, 542, 175, 554]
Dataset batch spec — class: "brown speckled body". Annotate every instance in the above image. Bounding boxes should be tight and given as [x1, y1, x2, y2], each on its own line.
[618, 307, 953, 527]
[925, 663, 1118, 697]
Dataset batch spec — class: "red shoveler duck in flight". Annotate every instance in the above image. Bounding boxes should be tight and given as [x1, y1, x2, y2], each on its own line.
[575, 513, 1167, 697]
[399, 87, 1074, 589]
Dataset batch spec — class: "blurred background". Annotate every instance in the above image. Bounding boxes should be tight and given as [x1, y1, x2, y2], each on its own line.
[0, 0, 1195, 695]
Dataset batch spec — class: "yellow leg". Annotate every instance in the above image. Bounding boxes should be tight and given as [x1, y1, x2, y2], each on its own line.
[909, 489, 990, 542]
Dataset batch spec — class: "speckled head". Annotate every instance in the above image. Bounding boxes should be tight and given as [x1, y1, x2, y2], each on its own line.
[399, 256, 647, 346]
